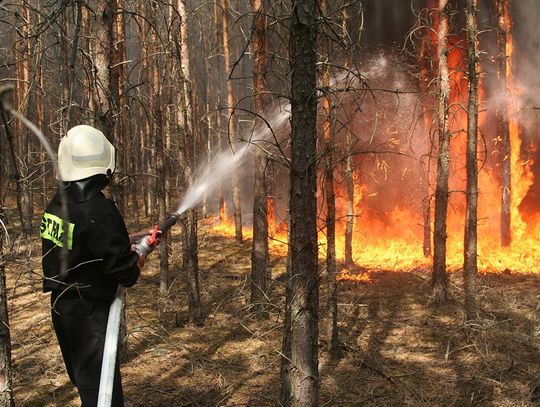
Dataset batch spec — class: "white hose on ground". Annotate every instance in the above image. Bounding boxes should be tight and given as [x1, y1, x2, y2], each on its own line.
[97, 286, 125, 407]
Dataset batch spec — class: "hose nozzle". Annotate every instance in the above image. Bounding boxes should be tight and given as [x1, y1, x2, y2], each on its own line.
[133, 212, 180, 258]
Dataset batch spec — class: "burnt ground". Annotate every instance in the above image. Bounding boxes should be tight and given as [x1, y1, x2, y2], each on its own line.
[7, 224, 540, 406]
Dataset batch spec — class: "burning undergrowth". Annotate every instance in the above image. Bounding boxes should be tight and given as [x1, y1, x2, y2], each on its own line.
[210, 31, 539, 276]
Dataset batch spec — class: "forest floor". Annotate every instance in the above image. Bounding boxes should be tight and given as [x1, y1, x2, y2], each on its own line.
[6, 219, 540, 406]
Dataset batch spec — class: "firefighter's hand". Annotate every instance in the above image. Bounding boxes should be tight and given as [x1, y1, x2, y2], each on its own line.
[153, 231, 162, 247]
[129, 229, 154, 244]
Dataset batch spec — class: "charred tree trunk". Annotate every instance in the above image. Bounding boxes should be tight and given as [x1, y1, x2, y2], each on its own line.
[250, 0, 270, 310]
[287, 0, 319, 404]
[464, 0, 479, 321]
[320, 0, 338, 361]
[418, 34, 433, 258]
[432, 0, 450, 305]
[0, 210, 14, 407]
[177, 0, 203, 325]
[221, 0, 243, 242]
[497, 0, 511, 247]
[342, 3, 355, 267]
[212, 0, 226, 222]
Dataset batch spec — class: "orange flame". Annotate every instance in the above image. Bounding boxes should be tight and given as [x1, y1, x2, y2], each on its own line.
[210, 6, 538, 278]
[336, 268, 372, 284]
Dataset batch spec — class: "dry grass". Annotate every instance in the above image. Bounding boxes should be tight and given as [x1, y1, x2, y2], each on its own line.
[7, 225, 540, 406]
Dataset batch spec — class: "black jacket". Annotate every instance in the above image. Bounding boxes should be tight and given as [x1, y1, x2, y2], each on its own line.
[41, 183, 139, 302]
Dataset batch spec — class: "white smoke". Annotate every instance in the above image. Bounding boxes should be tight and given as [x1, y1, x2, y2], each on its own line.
[511, 0, 540, 141]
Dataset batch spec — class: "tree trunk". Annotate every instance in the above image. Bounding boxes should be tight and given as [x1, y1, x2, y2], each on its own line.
[320, 0, 338, 360]
[136, 13, 153, 218]
[497, 0, 511, 247]
[2, 107, 30, 241]
[147, 3, 169, 297]
[114, 0, 127, 215]
[91, 0, 117, 141]
[280, 227, 292, 407]
[221, 0, 243, 242]
[342, 3, 355, 267]
[16, 7, 33, 237]
[212, 0, 226, 221]
[432, 0, 450, 305]
[288, 0, 319, 404]
[0, 212, 14, 407]
[250, 0, 270, 310]
[177, 0, 203, 325]
[418, 34, 433, 258]
[464, 0, 479, 321]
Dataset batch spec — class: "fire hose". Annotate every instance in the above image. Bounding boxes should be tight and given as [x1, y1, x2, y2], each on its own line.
[97, 213, 180, 407]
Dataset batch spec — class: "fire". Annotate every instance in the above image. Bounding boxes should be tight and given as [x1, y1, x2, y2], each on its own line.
[505, 13, 535, 244]
[209, 3, 538, 278]
[336, 268, 372, 284]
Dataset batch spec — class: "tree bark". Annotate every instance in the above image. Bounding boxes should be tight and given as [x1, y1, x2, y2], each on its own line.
[418, 33, 433, 258]
[250, 0, 270, 310]
[212, 0, 226, 222]
[114, 0, 127, 215]
[177, 0, 203, 325]
[147, 3, 169, 297]
[320, 0, 338, 361]
[91, 0, 117, 142]
[497, 0, 511, 247]
[2, 107, 30, 241]
[0, 211, 14, 407]
[16, 6, 33, 237]
[432, 0, 450, 305]
[221, 0, 243, 242]
[464, 0, 479, 321]
[280, 227, 292, 407]
[342, 3, 355, 267]
[136, 12, 153, 218]
[288, 0, 319, 404]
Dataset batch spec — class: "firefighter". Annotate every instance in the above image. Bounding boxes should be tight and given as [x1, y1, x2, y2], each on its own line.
[41, 124, 152, 406]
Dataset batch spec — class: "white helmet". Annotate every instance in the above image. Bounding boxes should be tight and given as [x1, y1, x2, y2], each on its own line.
[58, 125, 115, 181]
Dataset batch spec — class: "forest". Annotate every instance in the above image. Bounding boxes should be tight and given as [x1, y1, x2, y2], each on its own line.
[0, 0, 539, 406]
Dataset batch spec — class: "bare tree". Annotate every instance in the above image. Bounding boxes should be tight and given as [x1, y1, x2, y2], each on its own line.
[176, 0, 203, 325]
[114, 0, 128, 214]
[342, 2, 355, 267]
[320, 0, 338, 360]
[221, 0, 243, 242]
[497, 0, 511, 247]
[146, 2, 169, 297]
[250, 0, 270, 310]
[15, 5, 33, 237]
[90, 0, 117, 141]
[432, 0, 450, 305]
[418, 26, 434, 258]
[0, 137, 14, 407]
[464, 0, 479, 321]
[287, 0, 319, 404]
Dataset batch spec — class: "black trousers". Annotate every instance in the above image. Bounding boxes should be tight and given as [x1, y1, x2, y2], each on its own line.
[51, 294, 124, 407]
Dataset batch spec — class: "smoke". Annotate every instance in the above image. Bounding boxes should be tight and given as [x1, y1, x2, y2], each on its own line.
[513, 0, 540, 141]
